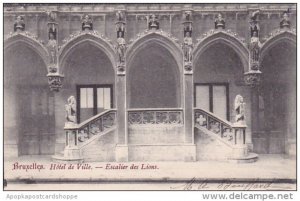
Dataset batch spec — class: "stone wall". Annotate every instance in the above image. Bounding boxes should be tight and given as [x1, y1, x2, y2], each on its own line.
[3, 4, 297, 47]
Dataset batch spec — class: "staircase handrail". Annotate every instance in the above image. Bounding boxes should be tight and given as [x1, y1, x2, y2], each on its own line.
[64, 109, 117, 130]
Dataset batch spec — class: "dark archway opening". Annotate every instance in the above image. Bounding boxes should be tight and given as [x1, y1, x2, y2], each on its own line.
[4, 44, 54, 155]
[128, 43, 181, 108]
[256, 41, 296, 154]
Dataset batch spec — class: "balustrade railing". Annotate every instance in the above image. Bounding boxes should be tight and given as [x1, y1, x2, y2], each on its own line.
[194, 108, 234, 144]
[128, 108, 183, 125]
[64, 109, 117, 147]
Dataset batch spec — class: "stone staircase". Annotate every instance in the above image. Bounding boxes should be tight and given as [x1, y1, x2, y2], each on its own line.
[194, 108, 258, 163]
[52, 109, 117, 163]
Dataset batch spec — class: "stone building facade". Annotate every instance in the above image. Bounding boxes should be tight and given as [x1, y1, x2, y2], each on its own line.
[3, 3, 296, 162]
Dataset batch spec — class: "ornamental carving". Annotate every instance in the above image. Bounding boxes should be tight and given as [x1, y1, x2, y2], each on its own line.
[249, 10, 260, 38]
[182, 11, 193, 74]
[115, 37, 126, 75]
[115, 10, 127, 75]
[128, 29, 181, 47]
[195, 29, 247, 47]
[128, 110, 183, 125]
[280, 9, 291, 29]
[47, 73, 64, 92]
[183, 11, 193, 37]
[59, 30, 114, 51]
[249, 33, 261, 69]
[14, 15, 25, 32]
[262, 27, 296, 43]
[46, 11, 58, 72]
[148, 14, 159, 30]
[5, 31, 45, 46]
[244, 70, 262, 87]
[81, 14, 93, 31]
[249, 10, 261, 72]
[215, 13, 225, 29]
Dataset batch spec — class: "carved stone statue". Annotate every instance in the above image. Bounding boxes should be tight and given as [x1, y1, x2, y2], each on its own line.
[184, 11, 192, 21]
[183, 32, 193, 63]
[183, 11, 192, 37]
[65, 96, 77, 123]
[249, 30, 261, 64]
[81, 14, 93, 31]
[116, 10, 125, 22]
[47, 32, 58, 65]
[14, 15, 25, 32]
[249, 10, 260, 37]
[215, 13, 225, 29]
[148, 14, 159, 30]
[280, 11, 291, 29]
[116, 37, 126, 64]
[116, 10, 126, 38]
[235, 95, 246, 124]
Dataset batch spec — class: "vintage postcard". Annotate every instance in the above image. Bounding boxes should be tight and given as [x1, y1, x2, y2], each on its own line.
[2, 3, 297, 192]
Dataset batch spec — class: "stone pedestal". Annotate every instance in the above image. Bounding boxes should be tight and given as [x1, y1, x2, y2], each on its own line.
[231, 144, 249, 159]
[63, 146, 82, 160]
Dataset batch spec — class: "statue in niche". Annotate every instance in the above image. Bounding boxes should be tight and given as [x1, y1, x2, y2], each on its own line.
[116, 23, 125, 38]
[47, 10, 57, 22]
[65, 96, 77, 123]
[280, 10, 291, 29]
[183, 31, 193, 63]
[116, 36, 126, 64]
[184, 11, 192, 21]
[47, 31, 57, 66]
[116, 10, 125, 22]
[116, 10, 126, 38]
[249, 30, 261, 64]
[215, 13, 225, 29]
[14, 15, 25, 32]
[148, 14, 159, 30]
[234, 95, 246, 124]
[81, 14, 93, 31]
[249, 10, 260, 38]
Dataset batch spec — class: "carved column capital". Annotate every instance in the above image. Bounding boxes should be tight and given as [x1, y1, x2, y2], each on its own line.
[244, 70, 262, 87]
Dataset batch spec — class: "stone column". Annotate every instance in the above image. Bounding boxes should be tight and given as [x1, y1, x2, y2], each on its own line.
[184, 74, 194, 144]
[115, 75, 128, 161]
[182, 10, 196, 161]
[115, 10, 129, 161]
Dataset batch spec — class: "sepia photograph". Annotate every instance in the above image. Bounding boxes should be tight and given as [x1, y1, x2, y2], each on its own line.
[2, 2, 297, 193]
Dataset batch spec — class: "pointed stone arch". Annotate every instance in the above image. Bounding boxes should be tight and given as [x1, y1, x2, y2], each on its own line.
[126, 30, 183, 108]
[193, 30, 249, 73]
[58, 31, 117, 74]
[4, 32, 49, 68]
[126, 30, 183, 73]
[261, 28, 296, 60]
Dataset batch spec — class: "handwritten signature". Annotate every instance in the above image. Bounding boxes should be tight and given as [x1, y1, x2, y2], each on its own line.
[170, 177, 274, 190]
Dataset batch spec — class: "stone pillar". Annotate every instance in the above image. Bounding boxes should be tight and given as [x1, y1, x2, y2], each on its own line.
[115, 10, 129, 161]
[182, 10, 196, 161]
[184, 74, 194, 144]
[4, 86, 19, 159]
[115, 75, 128, 161]
[54, 92, 66, 154]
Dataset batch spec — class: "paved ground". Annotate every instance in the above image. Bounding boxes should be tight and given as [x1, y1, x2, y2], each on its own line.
[4, 154, 296, 190]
